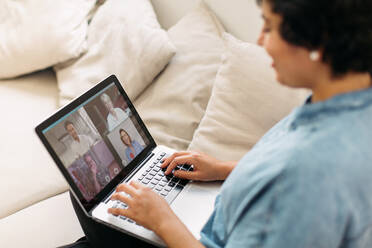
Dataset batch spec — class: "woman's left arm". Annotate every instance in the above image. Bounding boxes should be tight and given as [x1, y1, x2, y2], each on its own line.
[108, 181, 205, 248]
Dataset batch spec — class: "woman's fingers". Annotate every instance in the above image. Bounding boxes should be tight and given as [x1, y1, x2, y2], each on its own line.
[108, 207, 133, 220]
[109, 190, 134, 218]
[109, 179, 172, 231]
[111, 192, 133, 206]
[164, 155, 194, 175]
[160, 151, 189, 169]
[115, 183, 138, 197]
[129, 180, 145, 189]
[173, 170, 199, 180]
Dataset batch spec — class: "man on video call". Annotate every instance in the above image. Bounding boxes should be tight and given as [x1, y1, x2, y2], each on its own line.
[64, 121, 95, 160]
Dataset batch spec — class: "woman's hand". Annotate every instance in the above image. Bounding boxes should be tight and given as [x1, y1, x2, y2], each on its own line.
[161, 151, 237, 181]
[108, 181, 205, 248]
[108, 181, 177, 234]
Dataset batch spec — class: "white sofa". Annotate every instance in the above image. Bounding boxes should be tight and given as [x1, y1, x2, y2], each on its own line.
[0, 1, 306, 247]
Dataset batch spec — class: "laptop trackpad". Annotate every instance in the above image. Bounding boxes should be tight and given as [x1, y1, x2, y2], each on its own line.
[170, 181, 221, 240]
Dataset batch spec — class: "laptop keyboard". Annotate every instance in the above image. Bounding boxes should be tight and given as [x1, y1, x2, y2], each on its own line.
[137, 152, 192, 201]
[110, 152, 192, 225]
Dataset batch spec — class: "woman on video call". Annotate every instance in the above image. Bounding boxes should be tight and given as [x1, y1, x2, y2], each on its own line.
[119, 129, 144, 163]
[65, 0, 372, 247]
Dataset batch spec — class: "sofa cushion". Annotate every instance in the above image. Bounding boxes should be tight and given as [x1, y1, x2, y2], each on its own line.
[188, 33, 310, 161]
[55, 0, 176, 107]
[134, 1, 225, 151]
[0, 192, 83, 248]
[0, 70, 68, 218]
[0, 0, 95, 79]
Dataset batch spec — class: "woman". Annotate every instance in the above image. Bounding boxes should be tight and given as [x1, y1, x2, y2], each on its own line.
[119, 129, 144, 163]
[66, 0, 372, 247]
[100, 93, 129, 132]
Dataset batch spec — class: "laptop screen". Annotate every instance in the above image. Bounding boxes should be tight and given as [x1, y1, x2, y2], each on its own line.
[36, 76, 155, 211]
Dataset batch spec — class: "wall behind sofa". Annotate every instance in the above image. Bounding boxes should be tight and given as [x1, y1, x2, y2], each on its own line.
[151, 0, 262, 43]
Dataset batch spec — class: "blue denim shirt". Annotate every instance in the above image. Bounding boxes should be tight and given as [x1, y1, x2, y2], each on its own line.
[125, 140, 144, 162]
[200, 88, 372, 248]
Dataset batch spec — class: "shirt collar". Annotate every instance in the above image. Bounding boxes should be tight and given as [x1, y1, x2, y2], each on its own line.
[290, 87, 372, 128]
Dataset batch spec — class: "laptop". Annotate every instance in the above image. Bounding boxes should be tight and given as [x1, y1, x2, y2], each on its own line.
[35, 75, 221, 247]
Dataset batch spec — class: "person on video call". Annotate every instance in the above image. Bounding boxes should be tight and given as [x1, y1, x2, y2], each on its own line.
[83, 154, 111, 194]
[100, 93, 129, 132]
[64, 121, 95, 160]
[119, 129, 144, 163]
[64, 0, 372, 247]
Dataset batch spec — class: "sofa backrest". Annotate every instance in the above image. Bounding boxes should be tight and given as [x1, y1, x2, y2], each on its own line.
[151, 0, 262, 43]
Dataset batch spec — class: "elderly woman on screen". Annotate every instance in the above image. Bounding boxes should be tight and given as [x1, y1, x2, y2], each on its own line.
[100, 93, 128, 131]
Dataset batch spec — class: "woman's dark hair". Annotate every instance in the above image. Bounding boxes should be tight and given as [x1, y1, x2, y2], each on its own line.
[119, 128, 132, 146]
[257, 0, 372, 77]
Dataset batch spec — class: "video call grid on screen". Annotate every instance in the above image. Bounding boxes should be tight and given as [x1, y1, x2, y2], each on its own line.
[42, 83, 150, 201]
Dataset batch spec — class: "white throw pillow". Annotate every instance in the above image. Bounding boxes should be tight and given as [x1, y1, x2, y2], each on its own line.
[134, 2, 226, 151]
[188, 33, 310, 161]
[55, 0, 176, 106]
[0, 0, 95, 79]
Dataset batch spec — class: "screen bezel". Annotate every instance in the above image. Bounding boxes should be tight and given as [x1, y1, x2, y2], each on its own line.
[35, 75, 156, 213]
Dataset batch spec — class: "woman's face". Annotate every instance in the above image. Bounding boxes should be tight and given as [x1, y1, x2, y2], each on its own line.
[120, 130, 131, 146]
[257, 1, 318, 89]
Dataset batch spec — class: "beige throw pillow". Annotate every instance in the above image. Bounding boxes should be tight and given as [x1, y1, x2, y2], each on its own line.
[0, 0, 95, 79]
[55, 0, 176, 106]
[134, 2, 225, 151]
[188, 33, 310, 161]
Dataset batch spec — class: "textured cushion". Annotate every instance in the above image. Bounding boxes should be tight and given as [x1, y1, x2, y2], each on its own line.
[0, 0, 95, 79]
[0, 192, 83, 248]
[55, 0, 176, 107]
[188, 33, 310, 161]
[0, 70, 68, 218]
[134, 1, 225, 150]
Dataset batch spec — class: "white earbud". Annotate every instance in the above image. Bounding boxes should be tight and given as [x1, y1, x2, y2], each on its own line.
[309, 50, 320, 61]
